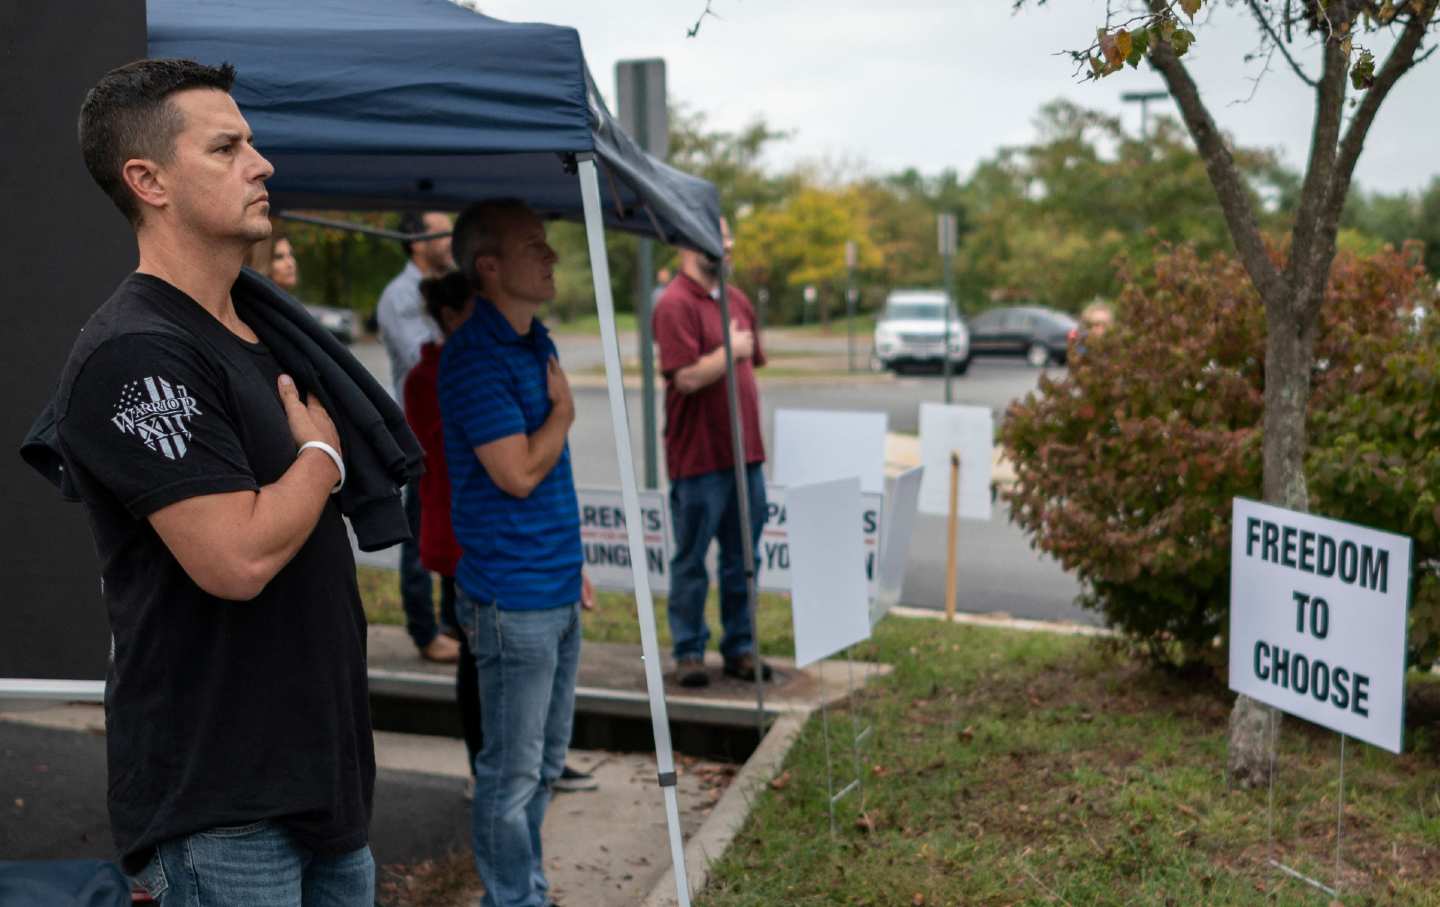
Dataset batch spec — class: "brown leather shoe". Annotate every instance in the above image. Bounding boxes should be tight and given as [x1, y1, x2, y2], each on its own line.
[421, 634, 461, 664]
[722, 653, 773, 682]
[675, 657, 709, 688]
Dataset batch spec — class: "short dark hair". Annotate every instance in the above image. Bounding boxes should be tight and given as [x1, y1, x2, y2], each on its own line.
[397, 212, 426, 257]
[451, 198, 533, 292]
[420, 270, 473, 327]
[78, 58, 238, 225]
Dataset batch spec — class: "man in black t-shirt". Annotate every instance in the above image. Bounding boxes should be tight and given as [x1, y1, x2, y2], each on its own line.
[49, 59, 376, 905]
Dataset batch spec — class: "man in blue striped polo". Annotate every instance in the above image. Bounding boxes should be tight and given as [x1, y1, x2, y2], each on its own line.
[438, 198, 595, 907]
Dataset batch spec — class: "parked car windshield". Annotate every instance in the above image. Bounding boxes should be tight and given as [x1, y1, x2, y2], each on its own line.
[883, 302, 956, 321]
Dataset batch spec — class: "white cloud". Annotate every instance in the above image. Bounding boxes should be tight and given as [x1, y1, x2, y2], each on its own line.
[477, 0, 1440, 194]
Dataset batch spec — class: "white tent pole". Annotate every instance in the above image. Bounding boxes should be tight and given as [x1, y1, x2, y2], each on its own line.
[576, 154, 692, 907]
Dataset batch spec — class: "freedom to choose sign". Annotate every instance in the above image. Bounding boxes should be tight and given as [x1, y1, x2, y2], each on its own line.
[1229, 498, 1412, 753]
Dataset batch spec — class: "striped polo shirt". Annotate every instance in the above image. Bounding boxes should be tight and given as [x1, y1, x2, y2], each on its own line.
[437, 297, 581, 610]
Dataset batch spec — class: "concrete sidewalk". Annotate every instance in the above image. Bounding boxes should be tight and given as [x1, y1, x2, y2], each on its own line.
[0, 704, 731, 907]
[368, 624, 886, 724]
[1, 629, 887, 905]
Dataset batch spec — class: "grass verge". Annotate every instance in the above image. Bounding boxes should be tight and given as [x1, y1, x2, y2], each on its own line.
[772, 315, 879, 338]
[358, 565, 796, 653]
[546, 311, 639, 335]
[698, 620, 1440, 905]
[358, 566, 1440, 902]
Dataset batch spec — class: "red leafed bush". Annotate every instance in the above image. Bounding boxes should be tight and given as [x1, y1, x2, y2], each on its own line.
[1001, 242, 1436, 668]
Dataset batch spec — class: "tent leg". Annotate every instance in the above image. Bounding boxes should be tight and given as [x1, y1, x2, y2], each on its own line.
[713, 270, 767, 734]
[576, 155, 692, 907]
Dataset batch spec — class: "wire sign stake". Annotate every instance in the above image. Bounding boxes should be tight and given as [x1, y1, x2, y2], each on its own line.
[1265, 712, 1350, 900]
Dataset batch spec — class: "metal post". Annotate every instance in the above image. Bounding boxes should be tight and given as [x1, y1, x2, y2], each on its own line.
[1121, 89, 1168, 140]
[945, 451, 960, 622]
[716, 267, 767, 734]
[637, 238, 659, 489]
[845, 240, 857, 373]
[576, 156, 691, 907]
[1335, 733, 1347, 897]
[617, 59, 668, 491]
[937, 213, 957, 404]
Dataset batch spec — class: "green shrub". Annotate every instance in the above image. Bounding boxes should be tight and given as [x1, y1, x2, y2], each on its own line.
[1001, 243, 1436, 668]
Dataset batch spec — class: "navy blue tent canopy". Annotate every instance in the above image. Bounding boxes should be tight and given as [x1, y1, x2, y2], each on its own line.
[147, 0, 723, 257]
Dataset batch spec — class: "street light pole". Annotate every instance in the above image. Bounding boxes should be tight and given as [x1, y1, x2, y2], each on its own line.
[637, 238, 659, 489]
[617, 58, 669, 490]
[938, 212, 957, 404]
[845, 240, 857, 372]
[1121, 89, 1168, 139]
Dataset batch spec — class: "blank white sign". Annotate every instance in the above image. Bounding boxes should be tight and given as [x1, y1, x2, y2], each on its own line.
[873, 466, 924, 626]
[773, 409, 888, 495]
[787, 477, 873, 668]
[918, 403, 993, 520]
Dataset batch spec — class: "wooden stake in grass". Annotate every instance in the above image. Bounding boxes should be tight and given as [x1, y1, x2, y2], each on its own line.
[945, 450, 960, 623]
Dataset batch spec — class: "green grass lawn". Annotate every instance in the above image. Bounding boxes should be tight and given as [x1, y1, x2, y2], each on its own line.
[771, 314, 879, 338]
[545, 311, 638, 335]
[358, 565, 795, 653]
[357, 566, 1440, 904]
[700, 621, 1440, 906]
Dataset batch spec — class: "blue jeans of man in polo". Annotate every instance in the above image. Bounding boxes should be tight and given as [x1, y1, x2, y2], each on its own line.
[456, 590, 581, 907]
[129, 820, 373, 907]
[667, 463, 767, 661]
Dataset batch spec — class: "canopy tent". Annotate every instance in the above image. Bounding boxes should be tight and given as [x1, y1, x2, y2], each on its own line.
[142, 3, 757, 903]
[148, 0, 723, 258]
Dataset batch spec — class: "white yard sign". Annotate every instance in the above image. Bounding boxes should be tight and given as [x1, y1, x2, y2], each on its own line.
[761, 483, 882, 598]
[1229, 498, 1411, 753]
[581, 484, 882, 599]
[873, 466, 923, 626]
[918, 403, 993, 520]
[578, 488, 670, 591]
[772, 408, 888, 495]
[787, 478, 873, 668]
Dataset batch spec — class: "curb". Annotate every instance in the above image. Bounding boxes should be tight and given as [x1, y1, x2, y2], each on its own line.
[642, 711, 808, 907]
[887, 605, 1114, 638]
[568, 372, 895, 390]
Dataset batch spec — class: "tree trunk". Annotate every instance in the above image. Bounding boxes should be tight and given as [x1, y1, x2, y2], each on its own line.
[1227, 286, 1319, 787]
[1133, 0, 1436, 789]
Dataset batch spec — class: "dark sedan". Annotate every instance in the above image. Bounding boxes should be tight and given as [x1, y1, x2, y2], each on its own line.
[966, 305, 1077, 367]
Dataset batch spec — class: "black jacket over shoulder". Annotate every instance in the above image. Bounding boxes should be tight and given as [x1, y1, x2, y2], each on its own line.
[20, 268, 423, 551]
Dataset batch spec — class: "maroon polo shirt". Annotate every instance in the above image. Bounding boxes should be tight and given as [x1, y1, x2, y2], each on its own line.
[652, 271, 767, 481]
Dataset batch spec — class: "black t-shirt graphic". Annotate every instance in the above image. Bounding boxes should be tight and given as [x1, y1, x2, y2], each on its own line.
[53, 274, 374, 871]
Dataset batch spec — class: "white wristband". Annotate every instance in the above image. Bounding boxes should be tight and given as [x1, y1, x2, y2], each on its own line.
[298, 441, 345, 494]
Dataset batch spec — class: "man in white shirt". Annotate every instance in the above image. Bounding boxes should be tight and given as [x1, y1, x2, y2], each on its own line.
[377, 210, 460, 662]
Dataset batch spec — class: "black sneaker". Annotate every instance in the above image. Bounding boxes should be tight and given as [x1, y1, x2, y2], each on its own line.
[676, 657, 710, 688]
[553, 764, 598, 792]
[722, 653, 773, 682]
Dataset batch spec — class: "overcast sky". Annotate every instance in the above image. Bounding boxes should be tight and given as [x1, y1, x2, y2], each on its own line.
[476, 0, 1439, 196]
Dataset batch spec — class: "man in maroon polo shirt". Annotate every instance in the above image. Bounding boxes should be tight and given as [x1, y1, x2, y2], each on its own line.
[652, 219, 773, 688]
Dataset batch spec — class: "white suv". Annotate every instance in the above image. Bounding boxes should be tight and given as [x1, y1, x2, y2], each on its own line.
[873, 290, 969, 374]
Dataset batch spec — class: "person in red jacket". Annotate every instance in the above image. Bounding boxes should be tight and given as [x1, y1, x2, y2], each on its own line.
[409, 271, 597, 794]
[408, 272, 480, 772]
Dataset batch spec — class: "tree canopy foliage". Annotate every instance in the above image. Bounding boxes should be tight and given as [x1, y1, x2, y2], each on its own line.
[276, 93, 1435, 329]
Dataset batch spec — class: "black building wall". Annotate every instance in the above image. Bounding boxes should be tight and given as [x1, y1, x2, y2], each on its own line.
[0, 3, 147, 679]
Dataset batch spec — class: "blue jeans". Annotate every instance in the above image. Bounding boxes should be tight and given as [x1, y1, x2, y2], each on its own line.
[667, 464, 767, 662]
[456, 590, 581, 907]
[401, 478, 439, 649]
[130, 820, 373, 907]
